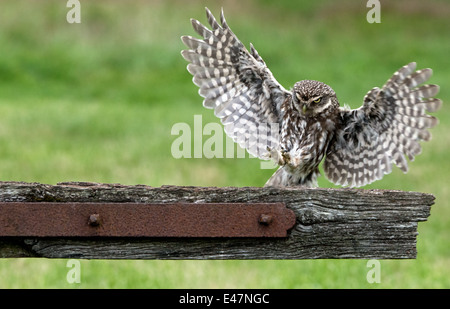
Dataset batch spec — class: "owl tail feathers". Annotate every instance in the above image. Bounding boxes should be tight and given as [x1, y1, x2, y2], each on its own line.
[264, 167, 285, 187]
[264, 167, 319, 188]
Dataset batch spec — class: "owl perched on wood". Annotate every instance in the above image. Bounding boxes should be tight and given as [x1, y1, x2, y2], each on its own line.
[181, 8, 442, 187]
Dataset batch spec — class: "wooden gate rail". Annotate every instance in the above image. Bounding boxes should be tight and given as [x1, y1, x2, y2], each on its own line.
[0, 181, 434, 260]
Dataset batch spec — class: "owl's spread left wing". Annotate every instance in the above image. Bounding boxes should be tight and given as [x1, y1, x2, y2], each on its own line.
[324, 62, 441, 187]
[181, 8, 290, 159]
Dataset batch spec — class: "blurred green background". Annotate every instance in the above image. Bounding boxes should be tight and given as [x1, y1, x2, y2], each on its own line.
[0, 0, 449, 288]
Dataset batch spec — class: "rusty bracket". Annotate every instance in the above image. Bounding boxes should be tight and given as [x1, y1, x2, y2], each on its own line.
[0, 202, 296, 238]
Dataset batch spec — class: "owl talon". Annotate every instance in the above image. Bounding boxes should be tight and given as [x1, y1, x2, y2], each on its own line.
[267, 146, 288, 166]
[281, 150, 291, 165]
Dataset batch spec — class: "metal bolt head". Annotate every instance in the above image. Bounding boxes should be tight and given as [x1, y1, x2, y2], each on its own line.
[258, 214, 273, 225]
[88, 214, 101, 227]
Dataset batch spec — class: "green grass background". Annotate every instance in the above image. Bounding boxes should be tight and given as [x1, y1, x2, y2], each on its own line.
[0, 0, 449, 288]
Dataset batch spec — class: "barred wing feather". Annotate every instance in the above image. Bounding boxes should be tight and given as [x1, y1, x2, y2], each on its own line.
[181, 8, 290, 159]
[324, 62, 441, 187]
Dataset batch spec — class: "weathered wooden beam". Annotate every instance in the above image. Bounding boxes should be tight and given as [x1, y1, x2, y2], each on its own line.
[0, 181, 434, 259]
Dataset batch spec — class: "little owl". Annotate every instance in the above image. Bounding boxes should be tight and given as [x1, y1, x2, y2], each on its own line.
[181, 8, 441, 187]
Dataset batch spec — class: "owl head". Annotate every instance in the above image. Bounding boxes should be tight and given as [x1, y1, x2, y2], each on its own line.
[292, 80, 339, 116]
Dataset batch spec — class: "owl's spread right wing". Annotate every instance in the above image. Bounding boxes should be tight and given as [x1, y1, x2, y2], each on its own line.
[324, 62, 441, 187]
[181, 8, 290, 159]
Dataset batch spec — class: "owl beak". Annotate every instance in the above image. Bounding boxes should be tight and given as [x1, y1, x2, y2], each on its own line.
[302, 105, 307, 114]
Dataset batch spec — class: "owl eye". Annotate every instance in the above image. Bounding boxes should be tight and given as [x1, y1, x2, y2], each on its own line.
[313, 98, 322, 104]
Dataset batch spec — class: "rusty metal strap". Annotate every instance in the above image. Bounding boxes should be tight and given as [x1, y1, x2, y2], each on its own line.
[0, 202, 296, 238]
